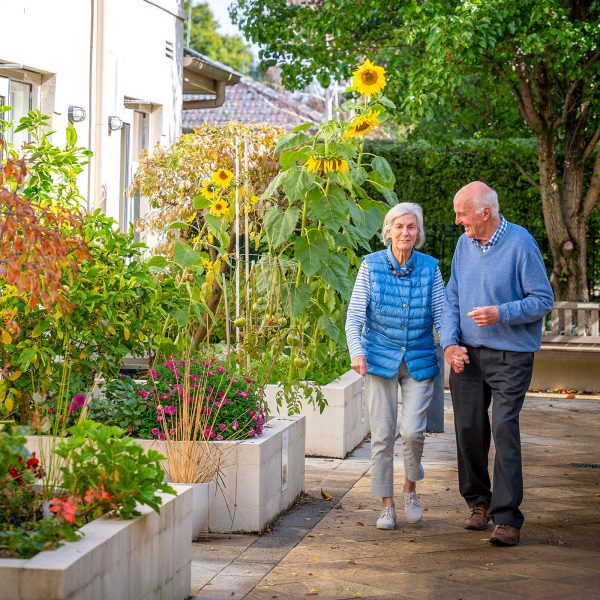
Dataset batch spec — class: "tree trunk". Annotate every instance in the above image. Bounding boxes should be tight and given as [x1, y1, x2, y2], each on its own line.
[538, 131, 589, 301]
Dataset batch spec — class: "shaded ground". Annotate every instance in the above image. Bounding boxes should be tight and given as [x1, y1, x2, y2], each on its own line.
[191, 395, 600, 600]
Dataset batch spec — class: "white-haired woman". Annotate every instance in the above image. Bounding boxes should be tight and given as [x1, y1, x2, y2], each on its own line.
[345, 202, 444, 529]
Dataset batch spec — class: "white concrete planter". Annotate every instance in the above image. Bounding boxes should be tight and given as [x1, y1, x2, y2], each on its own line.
[136, 416, 305, 533]
[188, 481, 214, 540]
[0, 486, 193, 600]
[265, 369, 369, 459]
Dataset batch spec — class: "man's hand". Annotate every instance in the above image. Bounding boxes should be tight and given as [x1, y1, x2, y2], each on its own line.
[467, 305, 499, 327]
[351, 355, 367, 377]
[444, 344, 469, 373]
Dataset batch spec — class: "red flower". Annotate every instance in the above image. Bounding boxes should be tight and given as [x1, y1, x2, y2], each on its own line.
[50, 496, 79, 523]
[26, 452, 39, 470]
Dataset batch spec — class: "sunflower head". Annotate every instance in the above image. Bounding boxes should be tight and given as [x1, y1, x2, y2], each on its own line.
[304, 156, 349, 175]
[200, 180, 218, 199]
[343, 109, 381, 138]
[209, 198, 230, 217]
[212, 168, 234, 188]
[353, 59, 386, 97]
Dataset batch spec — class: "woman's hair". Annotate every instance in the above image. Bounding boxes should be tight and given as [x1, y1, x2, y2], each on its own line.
[381, 202, 425, 249]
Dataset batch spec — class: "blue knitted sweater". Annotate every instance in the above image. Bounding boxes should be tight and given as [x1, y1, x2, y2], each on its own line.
[440, 222, 554, 352]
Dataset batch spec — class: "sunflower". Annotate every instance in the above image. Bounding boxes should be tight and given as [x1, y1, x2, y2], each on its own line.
[305, 156, 350, 175]
[209, 198, 230, 217]
[353, 59, 386, 97]
[211, 168, 234, 188]
[344, 109, 381, 138]
[200, 180, 217, 199]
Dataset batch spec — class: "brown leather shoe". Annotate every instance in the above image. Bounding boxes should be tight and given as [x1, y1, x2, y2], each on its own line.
[490, 524, 520, 546]
[464, 504, 490, 530]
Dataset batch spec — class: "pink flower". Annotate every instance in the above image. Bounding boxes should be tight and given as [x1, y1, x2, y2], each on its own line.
[248, 409, 255, 418]
[232, 420, 238, 431]
[244, 377, 254, 383]
[208, 371, 216, 377]
[216, 435, 223, 441]
[239, 391, 248, 398]
[139, 389, 150, 399]
[72, 393, 86, 407]
[158, 433, 166, 441]
[67, 402, 78, 413]
[219, 423, 227, 431]
[149, 369, 159, 379]
[164, 405, 176, 415]
[165, 360, 176, 369]
[217, 367, 225, 373]
[160, 393, 169, 400]
[190, 375, 200, 381]
[151, 427, 160, 436]
[170, 428, 177, 435]
[156, 415, 164, 422]
[156, 405, 163, 413]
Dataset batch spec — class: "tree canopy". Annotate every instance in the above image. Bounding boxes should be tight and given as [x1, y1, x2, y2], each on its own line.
[231, 0, 600, 300]
[184, 1, 254, 74]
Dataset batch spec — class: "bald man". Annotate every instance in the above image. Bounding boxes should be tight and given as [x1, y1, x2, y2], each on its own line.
[440, 181, 553, 546]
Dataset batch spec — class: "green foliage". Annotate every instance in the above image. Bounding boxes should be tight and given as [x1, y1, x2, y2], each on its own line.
[54, 421, 176, 520]
[185, 1, 254, 74]
[231, 0, 600, 299]
[88, 377, 154, 437]
[367, 138, 542, 229]
[2, 211, 178, 419]
[0, 516, 81, 559]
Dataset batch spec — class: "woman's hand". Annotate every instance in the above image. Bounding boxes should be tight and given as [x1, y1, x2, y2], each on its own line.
[351, 355, 367, 377]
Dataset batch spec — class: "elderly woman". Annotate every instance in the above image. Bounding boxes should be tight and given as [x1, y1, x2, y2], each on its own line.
[345, 202, 444, 529]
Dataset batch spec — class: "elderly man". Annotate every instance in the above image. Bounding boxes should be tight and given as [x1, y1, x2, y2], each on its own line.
[441, 181, 553, 546]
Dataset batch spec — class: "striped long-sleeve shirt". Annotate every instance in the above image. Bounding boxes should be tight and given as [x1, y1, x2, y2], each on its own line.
[346, 261, 445, 359]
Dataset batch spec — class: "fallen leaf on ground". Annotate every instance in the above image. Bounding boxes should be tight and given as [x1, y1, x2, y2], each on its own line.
[566, 393, 576, 399]
[306, 588, 319, 596]
[292, 572, 298, 576]
[356, 521, 364, 526]
[321, 489, 333, 500]
[311, 556, 319, 561]
[357, 502, 366, 509]
[347, 559, 356, 565]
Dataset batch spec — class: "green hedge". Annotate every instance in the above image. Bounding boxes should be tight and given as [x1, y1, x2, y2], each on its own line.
[366, 138, 543, 230]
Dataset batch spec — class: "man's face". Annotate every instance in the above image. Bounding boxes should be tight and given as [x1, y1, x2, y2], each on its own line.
[453, 194, 488, 240]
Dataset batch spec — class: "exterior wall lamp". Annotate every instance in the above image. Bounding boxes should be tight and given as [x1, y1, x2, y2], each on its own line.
[108, 115, 123, 134]
[68, 105, 86, 123]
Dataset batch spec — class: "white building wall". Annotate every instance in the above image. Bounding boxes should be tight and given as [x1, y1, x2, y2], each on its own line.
[0, 0, 183, 230]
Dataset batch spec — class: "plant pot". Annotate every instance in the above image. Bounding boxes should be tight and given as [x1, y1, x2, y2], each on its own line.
[185, 480, 214, 540]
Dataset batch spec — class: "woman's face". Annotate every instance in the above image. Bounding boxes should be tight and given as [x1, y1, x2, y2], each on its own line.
[390, 214, 419, 255]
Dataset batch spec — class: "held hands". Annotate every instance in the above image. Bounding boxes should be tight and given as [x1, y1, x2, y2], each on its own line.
[467, 305, 499, 327]
[444, 344, 469, 374]
[351, 355, 367, 377]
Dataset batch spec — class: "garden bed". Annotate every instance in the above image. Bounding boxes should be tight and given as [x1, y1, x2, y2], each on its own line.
[0, 486, 192, 600]
[134, 415, 305, 533]
[265, 370, 369, 459]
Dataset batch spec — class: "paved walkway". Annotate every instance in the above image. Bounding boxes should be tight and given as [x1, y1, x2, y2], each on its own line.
[191, 394, 600, 599]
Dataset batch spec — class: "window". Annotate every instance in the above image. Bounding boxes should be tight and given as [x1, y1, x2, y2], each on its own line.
[0, 76, 32, 148]
[119, 110, 149, 240]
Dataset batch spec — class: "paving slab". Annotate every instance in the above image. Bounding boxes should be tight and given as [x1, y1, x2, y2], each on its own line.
[190, 394, 600, 599]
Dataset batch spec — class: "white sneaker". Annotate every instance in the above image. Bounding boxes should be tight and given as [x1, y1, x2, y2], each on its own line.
[376, 506, 396, 529]
[403, 491, 423, 523]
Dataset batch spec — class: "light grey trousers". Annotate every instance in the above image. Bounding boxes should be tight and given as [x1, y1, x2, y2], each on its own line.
[366, 361, 434, 498]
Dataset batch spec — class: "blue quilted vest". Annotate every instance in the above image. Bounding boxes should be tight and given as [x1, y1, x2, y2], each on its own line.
[361, 247, 439, 381]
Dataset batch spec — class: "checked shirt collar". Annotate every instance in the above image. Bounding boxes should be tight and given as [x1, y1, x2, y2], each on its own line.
[471, 214, 507, 254]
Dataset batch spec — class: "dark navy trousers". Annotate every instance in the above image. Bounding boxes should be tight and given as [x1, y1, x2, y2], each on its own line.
[450, 345, 533, 529]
